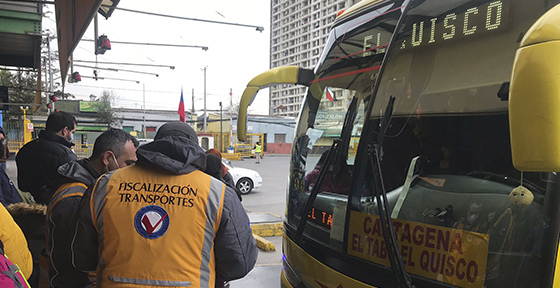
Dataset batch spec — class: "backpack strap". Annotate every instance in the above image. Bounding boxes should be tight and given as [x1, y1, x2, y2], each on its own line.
[0, 238, 30, 288]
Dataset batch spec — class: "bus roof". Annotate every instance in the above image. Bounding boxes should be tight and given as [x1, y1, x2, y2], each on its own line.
[336, 0, 387, 21]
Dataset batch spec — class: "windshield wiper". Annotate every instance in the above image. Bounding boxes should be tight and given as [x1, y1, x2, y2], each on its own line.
[295, 97, 360, 242]
[369, 96, 412, 288]
[295, 139, 340, 242]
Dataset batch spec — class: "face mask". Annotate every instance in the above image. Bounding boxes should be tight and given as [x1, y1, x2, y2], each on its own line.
[112, 153, 120, 169]
[106, 152, 120, 173]
[70, 133, 74, 142]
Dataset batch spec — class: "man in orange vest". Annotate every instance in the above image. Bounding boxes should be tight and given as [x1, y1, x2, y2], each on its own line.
[71, 122, 257, 288]
[47, 128, 138, 288]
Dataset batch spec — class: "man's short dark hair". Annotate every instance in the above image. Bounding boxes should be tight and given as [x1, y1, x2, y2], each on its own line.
[90, 128, 138, 160]
[46, 111, 77, 133]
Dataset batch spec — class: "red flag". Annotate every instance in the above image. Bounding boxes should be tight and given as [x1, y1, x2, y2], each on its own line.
[178, 88, 185, 122]
[326, 87, 335, 102]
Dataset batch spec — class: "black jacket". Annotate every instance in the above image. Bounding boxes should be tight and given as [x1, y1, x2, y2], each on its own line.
[16, 130, 77, 204]
[0, 168, 21, 206]
[47, 159, 99, 288]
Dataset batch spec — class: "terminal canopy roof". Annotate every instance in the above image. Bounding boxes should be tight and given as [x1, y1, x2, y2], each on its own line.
[0, 2, 42, 68]
[55, 0, 119, 88]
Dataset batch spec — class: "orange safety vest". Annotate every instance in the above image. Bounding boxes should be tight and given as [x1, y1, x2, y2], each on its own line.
[90, 165, 225, 288]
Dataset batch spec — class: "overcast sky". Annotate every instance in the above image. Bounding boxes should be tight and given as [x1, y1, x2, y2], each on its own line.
[43, 0, 271, 115]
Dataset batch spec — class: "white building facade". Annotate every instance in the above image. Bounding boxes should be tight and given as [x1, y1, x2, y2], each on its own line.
[269, 0, 359, 117]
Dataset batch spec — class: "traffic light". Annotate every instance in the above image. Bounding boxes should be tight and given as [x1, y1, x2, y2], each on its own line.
[46, 103, 52, 109]
[96, 35, 111, 55]
[49, 94, 58, 102]
[69, 72, 81, 83]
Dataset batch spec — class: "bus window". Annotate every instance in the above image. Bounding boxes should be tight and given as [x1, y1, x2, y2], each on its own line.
[292, 92, 367, 252]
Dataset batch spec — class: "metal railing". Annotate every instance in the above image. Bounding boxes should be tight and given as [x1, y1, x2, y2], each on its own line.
[8, 142, 24, 154]
[74, 144, 94, 159]
[10, 141, 93, 159]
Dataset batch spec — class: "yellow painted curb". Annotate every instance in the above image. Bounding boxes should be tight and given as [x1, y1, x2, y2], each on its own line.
[251, 222, 283, 237]
[253, 234, 276, 251]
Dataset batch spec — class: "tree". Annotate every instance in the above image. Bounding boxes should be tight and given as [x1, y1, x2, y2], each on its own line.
[95, 90, 122, 126]
[0, 69, 38, 116]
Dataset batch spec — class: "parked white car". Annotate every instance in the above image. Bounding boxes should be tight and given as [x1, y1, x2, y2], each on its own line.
[137, 138, 154, 146]
[222, 159, 262, 194]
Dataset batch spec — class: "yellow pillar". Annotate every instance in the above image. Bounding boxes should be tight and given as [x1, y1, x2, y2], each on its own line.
[22, 108, 32, 144]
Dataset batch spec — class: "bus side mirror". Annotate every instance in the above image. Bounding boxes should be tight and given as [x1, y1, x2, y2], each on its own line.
[238, 66, 314, 142]
[509, 5, 560, 171]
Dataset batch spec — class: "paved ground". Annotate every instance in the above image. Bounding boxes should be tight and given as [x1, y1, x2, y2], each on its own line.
[231, 155, 290, 218]
[228, 155, 288, 288]
[6, 157, 17, 188]
[229, 236, 282, 288]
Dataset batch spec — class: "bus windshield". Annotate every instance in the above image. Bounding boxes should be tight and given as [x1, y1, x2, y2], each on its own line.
[349, 0, 560, 287]
[287, 1, 402, 254]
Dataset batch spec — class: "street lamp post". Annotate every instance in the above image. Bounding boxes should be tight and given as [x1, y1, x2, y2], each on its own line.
[202, 66, 208, 132]
[143, 83, 146, 138]
[219, 101, 223, 152]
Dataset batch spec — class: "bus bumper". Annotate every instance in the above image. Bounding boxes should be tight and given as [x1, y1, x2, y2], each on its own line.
[281, 270, 295, 288]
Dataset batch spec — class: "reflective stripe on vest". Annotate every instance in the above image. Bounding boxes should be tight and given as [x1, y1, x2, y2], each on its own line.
[108, 275, 191, 287]
[91, 165, 225, 288]
[46, 182, 87, 253]
[47, 182, 87, 215]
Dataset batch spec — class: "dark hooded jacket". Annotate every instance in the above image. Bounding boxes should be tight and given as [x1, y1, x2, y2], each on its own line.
[72, 136, 257, 284]
[16, 130, 77, 204]
[46, 159, 99, 288]
[0, 127, 20, 206]
[205, 154, 241, 201]
[0, 168, 21, 206]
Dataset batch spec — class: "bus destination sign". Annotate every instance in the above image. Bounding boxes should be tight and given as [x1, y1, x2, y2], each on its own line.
[401, 0, 509, 50]
[348, 211, 489, 288]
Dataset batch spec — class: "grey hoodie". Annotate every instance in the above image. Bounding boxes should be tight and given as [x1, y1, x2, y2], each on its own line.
[72, 136, 257, 284]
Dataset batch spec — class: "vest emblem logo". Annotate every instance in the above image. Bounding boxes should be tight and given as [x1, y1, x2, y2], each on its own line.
[134, 205, 170, 239]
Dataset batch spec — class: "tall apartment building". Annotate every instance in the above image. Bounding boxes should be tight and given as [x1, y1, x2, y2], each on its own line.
[269, 0, 359, 117]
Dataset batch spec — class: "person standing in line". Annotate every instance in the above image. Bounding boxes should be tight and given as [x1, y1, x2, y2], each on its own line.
[72, 121, 257, 288]
[254, 142, 262, 164]
[0, 126, 10, 172]
[0, 128, 21, 206]
[46, 128, 138, 288]
[0, 204, 32, 284]
[7, 203, 46, 288]
[16, 111, 77, 204]
[205, 149, 237, 189]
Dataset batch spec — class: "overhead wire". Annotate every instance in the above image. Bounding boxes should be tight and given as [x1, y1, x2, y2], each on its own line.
[40, 4, 269, 114]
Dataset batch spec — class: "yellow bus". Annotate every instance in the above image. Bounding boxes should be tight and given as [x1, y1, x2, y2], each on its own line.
[238, 0, 560, 287]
